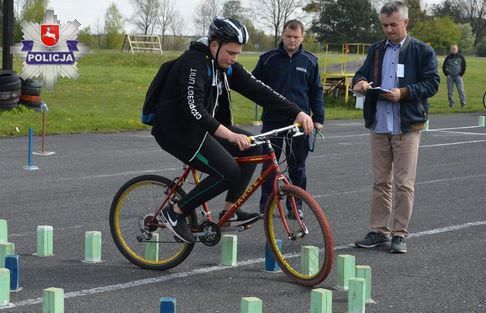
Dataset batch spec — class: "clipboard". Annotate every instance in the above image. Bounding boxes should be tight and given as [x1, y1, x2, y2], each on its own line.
[366, 87, 392, 96]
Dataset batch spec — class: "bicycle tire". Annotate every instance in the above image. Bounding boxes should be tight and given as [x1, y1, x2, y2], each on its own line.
[110, 174, 197, 270]
[483, 91, 486, 110]
[264, 184, 334, 286]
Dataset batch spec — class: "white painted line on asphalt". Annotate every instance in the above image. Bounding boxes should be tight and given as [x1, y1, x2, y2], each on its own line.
[59, 167, 183, 181]
[9, 225, 83, 238]
[3, 220, 485, 310]
[313, 173, 486, 199]
[431, 130, 486, 136]
[427, 125, 480, 132]
[420, 139, 486, 148]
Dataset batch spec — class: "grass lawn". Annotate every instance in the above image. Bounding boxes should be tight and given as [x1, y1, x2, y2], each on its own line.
[0, 50, 485, 137]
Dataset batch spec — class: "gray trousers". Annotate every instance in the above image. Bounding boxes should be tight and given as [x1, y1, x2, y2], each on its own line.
[447, 75, 466, 107]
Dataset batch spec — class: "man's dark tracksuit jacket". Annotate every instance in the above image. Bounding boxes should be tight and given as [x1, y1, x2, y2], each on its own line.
[252, 42, 324, 124]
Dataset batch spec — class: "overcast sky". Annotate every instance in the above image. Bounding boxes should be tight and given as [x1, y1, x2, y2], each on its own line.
[46, 0, 441, 35]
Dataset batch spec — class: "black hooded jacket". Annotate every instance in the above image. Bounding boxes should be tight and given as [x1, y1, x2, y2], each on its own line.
[151, 39, 302, 162]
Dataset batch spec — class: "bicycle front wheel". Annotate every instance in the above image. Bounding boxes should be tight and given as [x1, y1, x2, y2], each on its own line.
[110, 175, 196, 270]
[483, 91, 486, 110]
[264, 184, 334, 286]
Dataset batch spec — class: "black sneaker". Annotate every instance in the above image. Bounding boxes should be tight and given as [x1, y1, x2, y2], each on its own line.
[220, 209, 260, 226]
[355, 231, 391, 248]
[160, 205, 194, 243]
[390, 236, 407, 253]
[287, 209, 304, 220]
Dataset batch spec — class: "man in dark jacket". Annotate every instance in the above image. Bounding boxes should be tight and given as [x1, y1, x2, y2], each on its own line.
[252, 19, 324, 218]
[151, 17, 314, 243]
[352, 1, 439, 253]
[443, 44, 466, 108]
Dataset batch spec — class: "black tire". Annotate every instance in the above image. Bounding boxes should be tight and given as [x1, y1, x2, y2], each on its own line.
[0, 90, 21, 101]
[0, 79, 21, 91]
[0, 70, 19, 85]
[0, 103, 19, 110]
[109, 175, 197, 270]
[22, 86, 42, 96]
[483, 91, 486, 110]
[264, 184, 334, 286]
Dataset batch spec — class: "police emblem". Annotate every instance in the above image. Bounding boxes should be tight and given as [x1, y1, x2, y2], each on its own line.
[11, 10, 89, 89]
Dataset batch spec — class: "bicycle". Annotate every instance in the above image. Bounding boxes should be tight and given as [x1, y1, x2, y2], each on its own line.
[109, 124, 334, 286]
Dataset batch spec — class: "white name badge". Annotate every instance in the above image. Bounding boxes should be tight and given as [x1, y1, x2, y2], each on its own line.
[397, 64, 405, 78]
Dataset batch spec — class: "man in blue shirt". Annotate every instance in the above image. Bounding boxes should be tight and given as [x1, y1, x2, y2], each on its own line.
[252, 19, 324, 218]
[352, 1, 439, 253]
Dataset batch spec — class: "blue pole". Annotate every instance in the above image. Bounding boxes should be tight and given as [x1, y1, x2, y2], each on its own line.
[24, 127, 39, 170]
[27, 127, 33, 167]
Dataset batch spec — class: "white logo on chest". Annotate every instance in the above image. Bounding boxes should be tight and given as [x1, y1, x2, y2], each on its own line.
[296, 67, 307, 73]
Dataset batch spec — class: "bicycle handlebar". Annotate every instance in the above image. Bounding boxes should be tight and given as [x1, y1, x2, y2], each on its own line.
[248, 123, 304, 146]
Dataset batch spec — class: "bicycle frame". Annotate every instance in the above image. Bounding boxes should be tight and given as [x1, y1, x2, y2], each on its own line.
[151, 140, 302, 236]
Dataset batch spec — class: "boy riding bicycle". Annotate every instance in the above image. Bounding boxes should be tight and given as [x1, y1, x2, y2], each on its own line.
[148, 17, 313, 243]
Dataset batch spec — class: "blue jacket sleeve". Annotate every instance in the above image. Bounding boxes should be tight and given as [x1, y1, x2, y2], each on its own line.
[406, 45, 440, 101]
[309, 62, 324, 123]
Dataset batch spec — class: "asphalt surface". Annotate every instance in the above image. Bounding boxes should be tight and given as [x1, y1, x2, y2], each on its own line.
[0, 113, 485, 313]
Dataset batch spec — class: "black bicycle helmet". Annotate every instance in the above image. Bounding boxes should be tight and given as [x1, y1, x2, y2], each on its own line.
[208, 16, 249, 44]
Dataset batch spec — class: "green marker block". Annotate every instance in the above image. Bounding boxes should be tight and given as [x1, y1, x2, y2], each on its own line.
[36, 225, 54, 257]
[479, 116, 486, 127]
[0, 268, 10, 307]
[0, 220, 7, 243]
[424, 120, 429, 131]
[336, 254, 355, 290]
[84, 231, 102, 263]
[356, 265, 372, 303]
[240, 297, 262, 313]
[222, 234, 237, 266]
[347, 278, 365, 313]
[43, 287, 64, 313]
[310, 288, 332, 313]
[301, 246, 319, 275]
[144, 233, 159, 261]
[0, 242, 15, 268]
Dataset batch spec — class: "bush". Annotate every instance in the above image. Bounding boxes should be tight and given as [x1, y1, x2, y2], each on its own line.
[476, 39, 486, 57]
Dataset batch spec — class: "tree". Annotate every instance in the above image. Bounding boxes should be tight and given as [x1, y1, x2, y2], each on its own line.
[130, 0, 160, 35]
[13, 0, 48, 42]
[222, 0, 248, 21]
[411, 17, 460, 54]
[457, 23, 475, 54]
[403, 0, 426, 30]
[104, 3, 124, 49]
[169, 10, 186, 50]
[432, 0, 486, 47]
[159, 0, 176, 49]
[311, 0, 381, 44]
[251, 0, 303, 46]
[194, 0, 223, 36]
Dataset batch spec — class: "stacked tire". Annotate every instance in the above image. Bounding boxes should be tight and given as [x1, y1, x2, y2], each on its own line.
[0, 70, 21, 110]
[20, 78, 43, 109]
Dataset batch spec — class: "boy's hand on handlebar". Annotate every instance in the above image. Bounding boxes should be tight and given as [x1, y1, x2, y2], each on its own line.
[294, 112, 313, 135]
[229, 132, 252, 151]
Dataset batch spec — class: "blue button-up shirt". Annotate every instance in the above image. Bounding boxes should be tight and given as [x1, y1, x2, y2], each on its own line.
[373, 38, 405, 134]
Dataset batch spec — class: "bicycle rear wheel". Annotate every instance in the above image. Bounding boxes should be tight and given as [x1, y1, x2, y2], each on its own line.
[264, 184, 334, 286]
[110, 175, 196, 270]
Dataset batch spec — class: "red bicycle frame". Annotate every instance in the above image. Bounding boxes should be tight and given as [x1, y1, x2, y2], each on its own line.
[151, 141, 304, 236]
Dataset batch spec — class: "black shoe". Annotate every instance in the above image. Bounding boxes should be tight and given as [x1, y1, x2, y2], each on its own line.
[220, 209, 260, 226]
[286, 209, 304, 220]
[160, 205, 194, 243]
[461, 102, 466, 108]
[355, 231, 391, 248]
[390, 236, 407, 253]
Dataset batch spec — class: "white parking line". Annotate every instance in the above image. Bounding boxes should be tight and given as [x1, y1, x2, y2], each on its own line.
[3, 220, 485, 310]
